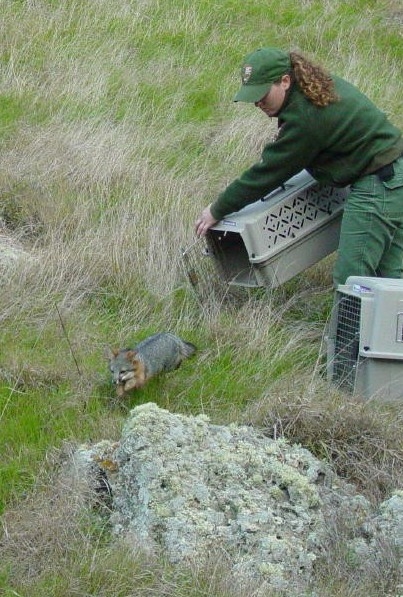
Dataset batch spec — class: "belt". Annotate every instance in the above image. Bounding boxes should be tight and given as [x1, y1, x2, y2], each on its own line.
[373, 152, 403, 182]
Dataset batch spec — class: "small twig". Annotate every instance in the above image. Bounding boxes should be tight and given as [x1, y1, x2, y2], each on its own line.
[55, 304, 82, 376]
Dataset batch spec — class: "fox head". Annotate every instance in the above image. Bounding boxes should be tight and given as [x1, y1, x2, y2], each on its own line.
[105, 347, 144, 396]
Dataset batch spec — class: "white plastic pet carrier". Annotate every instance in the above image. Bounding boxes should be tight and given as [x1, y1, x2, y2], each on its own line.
[183, 171, 348, 295]
[327, 276, 403, 401]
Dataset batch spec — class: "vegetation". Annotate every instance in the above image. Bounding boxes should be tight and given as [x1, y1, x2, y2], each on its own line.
[1, 0, 403, 595]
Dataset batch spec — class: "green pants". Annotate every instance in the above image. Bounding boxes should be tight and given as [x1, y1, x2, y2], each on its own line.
[333, 156, 403, 287]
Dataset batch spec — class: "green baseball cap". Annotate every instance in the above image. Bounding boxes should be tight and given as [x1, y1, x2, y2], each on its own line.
[234, 47, 291, 103]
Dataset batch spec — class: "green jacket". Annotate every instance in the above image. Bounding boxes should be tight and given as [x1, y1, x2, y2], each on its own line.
[210, 76, 403, 220]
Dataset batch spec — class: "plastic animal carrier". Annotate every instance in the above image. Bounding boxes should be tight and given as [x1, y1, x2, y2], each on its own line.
[326, 276, 403, 401]
[183, 171, 348, 295]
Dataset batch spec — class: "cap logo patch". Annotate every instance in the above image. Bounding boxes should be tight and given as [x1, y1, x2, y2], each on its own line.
[242, 65, 253, 84]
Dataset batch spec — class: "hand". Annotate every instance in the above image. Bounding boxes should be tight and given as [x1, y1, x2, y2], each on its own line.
[195, 206, 218, 238]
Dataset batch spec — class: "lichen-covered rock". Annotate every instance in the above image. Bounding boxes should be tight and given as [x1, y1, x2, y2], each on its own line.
[63, 439, 119, 509]
[376, 491, 403, 551]
[351, 491, 403, 583]
[71, 403, 402, 593]
[108, 403, 336, 590]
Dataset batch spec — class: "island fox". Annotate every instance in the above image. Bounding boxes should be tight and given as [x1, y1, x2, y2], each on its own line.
[106, 332, 196, 397]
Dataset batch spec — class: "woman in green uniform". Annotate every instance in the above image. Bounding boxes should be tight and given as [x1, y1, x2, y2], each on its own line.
[195, 47, 403, 286]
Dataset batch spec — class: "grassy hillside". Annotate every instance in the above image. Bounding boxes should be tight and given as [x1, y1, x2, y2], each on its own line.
[1, 0, 403, 595]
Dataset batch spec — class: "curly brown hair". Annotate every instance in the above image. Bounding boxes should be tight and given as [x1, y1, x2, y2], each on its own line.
[289, 51, 339, 107]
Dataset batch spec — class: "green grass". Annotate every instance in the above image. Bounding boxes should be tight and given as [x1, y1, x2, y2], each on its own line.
[0, 0, 403, 594]
[0, 381, 113, 512]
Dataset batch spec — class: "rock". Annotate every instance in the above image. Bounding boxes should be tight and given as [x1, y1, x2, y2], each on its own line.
[70, 403, 403, 592]
[71, 404, 340, 591]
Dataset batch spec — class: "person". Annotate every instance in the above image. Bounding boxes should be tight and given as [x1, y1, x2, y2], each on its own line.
[195, 47, 403, 286]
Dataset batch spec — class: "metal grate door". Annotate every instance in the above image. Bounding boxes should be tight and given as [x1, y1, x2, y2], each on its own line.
[332, 294, 362, 391]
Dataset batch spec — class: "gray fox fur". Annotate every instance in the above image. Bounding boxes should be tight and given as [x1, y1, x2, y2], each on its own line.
[106, 332, 196, 397]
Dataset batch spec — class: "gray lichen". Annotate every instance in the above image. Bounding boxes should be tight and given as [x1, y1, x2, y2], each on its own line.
[71, 403, 402, 593]
[108, 403, 331, 589]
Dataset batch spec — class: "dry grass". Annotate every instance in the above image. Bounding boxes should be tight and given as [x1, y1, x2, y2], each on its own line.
[1, 0, 403, 595]
[1, 491, 155, 596]
[244, 374, 403, 503]
[0, 453, 266, 597]
[311, 497, 401, 597]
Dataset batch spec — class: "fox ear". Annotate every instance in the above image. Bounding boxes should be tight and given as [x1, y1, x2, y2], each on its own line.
[125, 350, 139, 364]
[104, 346, 119, 361]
